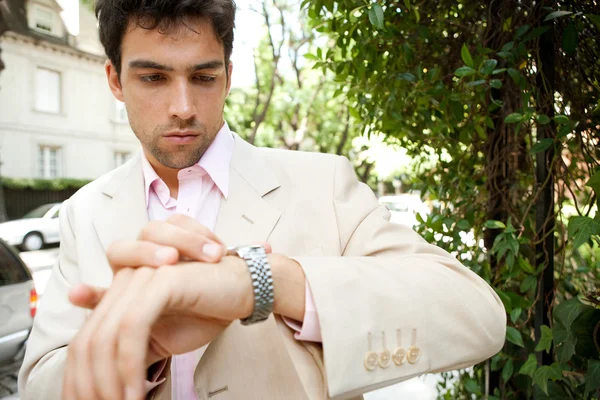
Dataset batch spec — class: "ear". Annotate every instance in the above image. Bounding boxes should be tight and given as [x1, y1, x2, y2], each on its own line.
[225, 61, 233, 97]
[105, 60, 124, 102]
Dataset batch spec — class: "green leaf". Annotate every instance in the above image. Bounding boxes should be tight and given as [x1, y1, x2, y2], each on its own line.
[481, 59, 498, 75]
[504, 113, 523, 124]
[536, 115, 551, 125]
[510, 307, 522, 323]
[398, 72, 416, 82]
[506, 326, 524, 347]
[464, 379, 481, 394]
[520, 275, 537, 292]
[531, 138, 554, 154]
[466, 79, 487, 87]
[403, 0, 411, 9]
[492, 68, 507, 75]
[501, 42, 514, 52]
[533, 366, 561, 395]
[495, 289, 513, 312]
[568, 216, 600, 249]
[554, 297, 588, 329]
[457, 219, 471, 230]
[519, 354, 537, 378]
[461, 43, 474, 68]
[544, 10, 573, 22]
[508, 68, 521, 83]
[368, 4, 385, 30]
[517, 257, 535, 274]
[535, 325, 553, 353]
[555, 334, 576, 363]
[585, 172, 600, 195]
[588, 14, 600, 32]
[490, 79, 503, 89]
[485, 220, 506, 229]
[523, 26, 550, 42]
[554, 114, 570, 124]
[563, 22, 578, 56]
[585, 360, 600, 394]
[502, 359, 514, 382]
[455, 66, 476, 77]
[516, 24, 530, 38]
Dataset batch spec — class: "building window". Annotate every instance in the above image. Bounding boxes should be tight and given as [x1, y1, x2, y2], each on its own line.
[115, 100, 128, 123]
[38, 146, 62, 178]
[34, 68, 61, 114]
[32, 5, 56, 34]
[114, 151, 131, 167]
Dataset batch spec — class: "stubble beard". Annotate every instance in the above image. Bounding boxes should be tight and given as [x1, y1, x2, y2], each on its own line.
[139, 121, 217, 169]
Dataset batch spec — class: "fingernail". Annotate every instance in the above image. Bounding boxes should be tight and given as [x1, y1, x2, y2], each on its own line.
[155, 247, 176, 264]
[203, 243, 222, 259]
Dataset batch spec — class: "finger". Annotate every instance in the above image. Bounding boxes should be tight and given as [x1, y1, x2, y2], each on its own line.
[73, 269, 134, 400]
[253, 242, 272, 254]
[138, 221, 225, 262]
[69, 284, 107, 309]
[166, 214, 224, 245]
[62, 348, 77, 400]
[117, 269, 173, 400]
[107, 240, 179, 274]
[93, 268, 155, 400]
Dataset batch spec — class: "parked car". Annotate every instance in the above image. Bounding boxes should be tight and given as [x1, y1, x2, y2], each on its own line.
[0, 203, 61, 251]
[0, 239, 36, 370]
[379, 194, 429, 227]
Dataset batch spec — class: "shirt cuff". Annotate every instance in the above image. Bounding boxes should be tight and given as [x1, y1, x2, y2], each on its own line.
[282, 281, 322, 342]
[145, 359, 168, 394]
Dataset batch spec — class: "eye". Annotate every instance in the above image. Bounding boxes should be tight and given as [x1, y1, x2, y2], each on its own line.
[140, 75, 163, 83]
[195, 75, 216, 83]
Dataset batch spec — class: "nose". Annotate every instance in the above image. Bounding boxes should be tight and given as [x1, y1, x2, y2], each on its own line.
[168, 79, 196, 121]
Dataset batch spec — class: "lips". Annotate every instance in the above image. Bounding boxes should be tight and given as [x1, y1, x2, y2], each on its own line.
[163, 131, 199, 144]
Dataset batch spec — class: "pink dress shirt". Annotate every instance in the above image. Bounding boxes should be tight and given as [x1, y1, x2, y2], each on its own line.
[142, 123, 321, 399]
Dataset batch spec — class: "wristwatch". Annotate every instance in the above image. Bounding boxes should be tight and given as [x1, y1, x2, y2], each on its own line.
[227, 245, 274, 325]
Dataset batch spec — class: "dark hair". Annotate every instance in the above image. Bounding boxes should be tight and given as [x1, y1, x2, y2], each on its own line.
[95, 0, 236, 77]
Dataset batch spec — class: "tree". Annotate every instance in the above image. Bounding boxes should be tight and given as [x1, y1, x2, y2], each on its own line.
[226, 0, 363, 176]
[306, 0, 600, 398]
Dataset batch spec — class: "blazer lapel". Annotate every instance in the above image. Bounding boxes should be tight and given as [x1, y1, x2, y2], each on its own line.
[92, 155, 149, 252]
[215, 135, 282, 246]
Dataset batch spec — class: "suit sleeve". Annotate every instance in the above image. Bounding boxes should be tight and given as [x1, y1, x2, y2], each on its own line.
[293, 156, 506, 399]
[18, 199, 86, 400]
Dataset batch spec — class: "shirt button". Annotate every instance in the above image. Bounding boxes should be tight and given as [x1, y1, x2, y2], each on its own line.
[393, 347, 406, 366]
[407, 346, 421, 364]
[378, 349, 392, 368]
[364, 351, 378, 371]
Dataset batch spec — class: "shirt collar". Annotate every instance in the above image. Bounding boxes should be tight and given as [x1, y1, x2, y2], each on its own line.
[141, 121, 235, 207]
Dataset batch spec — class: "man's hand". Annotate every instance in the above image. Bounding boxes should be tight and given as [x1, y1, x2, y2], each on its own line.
[63, 214, 299, 400]
[64, 257, 252, 400]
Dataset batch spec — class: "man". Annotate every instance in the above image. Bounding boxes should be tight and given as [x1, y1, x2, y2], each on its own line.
[18, 0, 506, 399]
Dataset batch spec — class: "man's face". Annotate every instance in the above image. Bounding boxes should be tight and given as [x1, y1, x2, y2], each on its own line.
[106, 18, 232, 169]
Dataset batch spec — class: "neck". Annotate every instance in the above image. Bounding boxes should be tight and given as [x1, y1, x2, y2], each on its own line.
[145, 152, 181, 199]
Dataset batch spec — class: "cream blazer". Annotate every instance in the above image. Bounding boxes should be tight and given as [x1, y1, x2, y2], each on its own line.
[19, 135, 506, 400]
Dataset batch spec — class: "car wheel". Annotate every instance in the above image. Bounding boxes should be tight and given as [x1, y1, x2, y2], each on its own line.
[22, 232, 44, 251]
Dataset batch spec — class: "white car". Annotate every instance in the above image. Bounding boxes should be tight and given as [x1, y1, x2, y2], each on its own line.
[379, 195, 429, 227]
[0, 203, 62, 251]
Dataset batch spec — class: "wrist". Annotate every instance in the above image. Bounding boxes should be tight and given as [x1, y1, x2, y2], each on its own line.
[269, 254, 306, 322]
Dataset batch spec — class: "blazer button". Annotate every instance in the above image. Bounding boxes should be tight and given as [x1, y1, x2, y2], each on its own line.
[392, 347, 406, 366]
[378, 350, 392, 368]
[364, 351, 378, 371]
[407, 346, 421, 364]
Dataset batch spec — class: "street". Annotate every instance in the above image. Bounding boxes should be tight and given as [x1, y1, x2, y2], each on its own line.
[2, 246, 439, 400]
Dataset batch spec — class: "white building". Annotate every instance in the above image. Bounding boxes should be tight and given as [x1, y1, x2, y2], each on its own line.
[0, 0, 139, 180]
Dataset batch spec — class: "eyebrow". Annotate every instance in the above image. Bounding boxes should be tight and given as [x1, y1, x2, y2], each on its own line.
[128, 59, 225, 73]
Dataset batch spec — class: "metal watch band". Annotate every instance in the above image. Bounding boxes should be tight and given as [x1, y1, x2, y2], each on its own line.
[227, 245, 274, 325]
